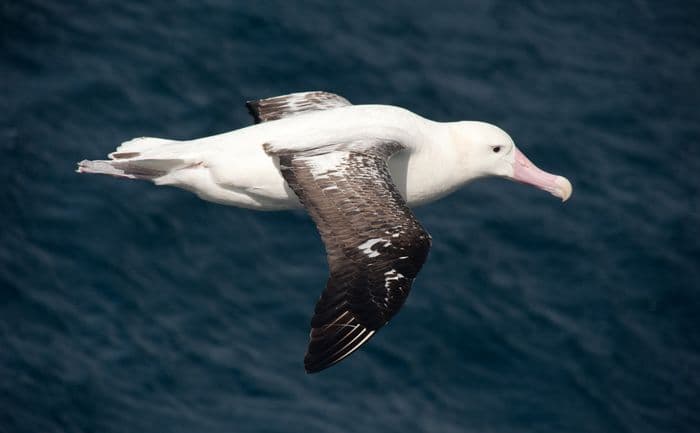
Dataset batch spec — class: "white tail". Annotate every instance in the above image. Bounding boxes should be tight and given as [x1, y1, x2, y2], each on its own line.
[77, 158, 188, 180]
[77, 136, 188, 180]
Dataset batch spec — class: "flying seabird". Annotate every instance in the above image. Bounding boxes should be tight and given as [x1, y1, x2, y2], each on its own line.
[78, 91, 572, 373]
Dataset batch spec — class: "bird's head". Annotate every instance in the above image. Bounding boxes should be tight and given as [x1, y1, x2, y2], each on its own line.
[452, 121, 572, 201]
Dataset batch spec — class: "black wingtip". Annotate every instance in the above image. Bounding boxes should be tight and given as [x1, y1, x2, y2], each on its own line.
[304, 364, 322, 374]
[304, 354, 336, 374]
[303, 324, 377, 374]
[245, 100, 262, 124]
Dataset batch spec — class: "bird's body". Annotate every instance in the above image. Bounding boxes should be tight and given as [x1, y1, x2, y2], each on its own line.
[78, 91, 572, 373]
[106, 104, 458, 210]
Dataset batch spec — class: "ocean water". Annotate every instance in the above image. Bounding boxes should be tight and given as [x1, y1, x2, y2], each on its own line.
[2, 1, 699, 432]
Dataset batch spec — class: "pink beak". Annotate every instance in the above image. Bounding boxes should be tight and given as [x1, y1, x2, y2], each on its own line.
[512, 148, 572, 201]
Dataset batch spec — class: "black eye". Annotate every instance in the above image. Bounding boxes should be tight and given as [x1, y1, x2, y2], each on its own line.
[492, 146, 502, 153]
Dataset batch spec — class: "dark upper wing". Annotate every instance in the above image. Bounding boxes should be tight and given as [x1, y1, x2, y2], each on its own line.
[246, 91, 351, 124]
[268, 142, 431, 373]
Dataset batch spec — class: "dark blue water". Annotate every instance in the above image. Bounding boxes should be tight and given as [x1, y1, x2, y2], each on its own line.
[2, 1, 699, 432]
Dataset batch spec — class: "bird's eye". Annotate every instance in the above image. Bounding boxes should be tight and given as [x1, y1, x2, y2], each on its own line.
[492, 146, 502, 153]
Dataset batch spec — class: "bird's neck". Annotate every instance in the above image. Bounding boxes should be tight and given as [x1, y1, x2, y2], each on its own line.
[395, 121, 466, 207]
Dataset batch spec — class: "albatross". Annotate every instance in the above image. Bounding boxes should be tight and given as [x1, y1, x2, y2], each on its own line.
[77, 91, 572, 373]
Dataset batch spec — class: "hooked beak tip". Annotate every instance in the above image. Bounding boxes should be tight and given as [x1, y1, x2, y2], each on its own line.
[555, 176, 573, 202]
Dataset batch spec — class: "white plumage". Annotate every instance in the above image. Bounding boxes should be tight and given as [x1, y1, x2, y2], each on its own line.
[79, 102, 550, 209]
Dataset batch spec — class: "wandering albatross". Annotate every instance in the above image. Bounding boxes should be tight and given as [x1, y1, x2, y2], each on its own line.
[77, 91, 572, 373]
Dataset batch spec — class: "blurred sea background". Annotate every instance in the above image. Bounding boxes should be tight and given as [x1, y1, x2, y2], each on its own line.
[2, 1, 699, 432]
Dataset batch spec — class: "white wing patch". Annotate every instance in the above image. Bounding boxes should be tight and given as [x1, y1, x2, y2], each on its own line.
[357, 237, 393, 258]
[383, 268, 405, 289]
[300, 152, 349, 181]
